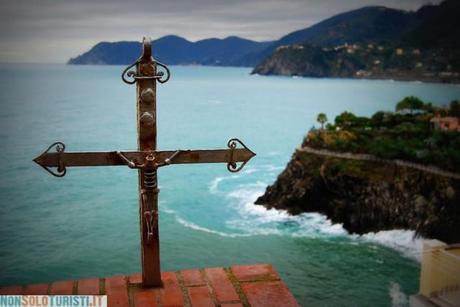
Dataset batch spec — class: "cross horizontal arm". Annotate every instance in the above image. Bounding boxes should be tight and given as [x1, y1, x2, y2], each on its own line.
[33, 140, 255, 176]
[33, 148, 255, 167]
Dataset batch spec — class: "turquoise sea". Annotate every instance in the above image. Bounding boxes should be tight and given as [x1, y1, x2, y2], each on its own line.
[1, 64, 460, 306]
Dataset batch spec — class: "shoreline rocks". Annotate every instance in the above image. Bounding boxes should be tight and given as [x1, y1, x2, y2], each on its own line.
[255, 149, 460, 243]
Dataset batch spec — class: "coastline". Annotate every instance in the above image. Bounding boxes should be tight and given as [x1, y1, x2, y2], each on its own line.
[251, 71, 460, 85]
[60, 62, 460, 85]
[255, 148, 460, 243]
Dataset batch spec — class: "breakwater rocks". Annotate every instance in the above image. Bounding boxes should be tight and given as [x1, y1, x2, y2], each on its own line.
[255, 147, 460, 243]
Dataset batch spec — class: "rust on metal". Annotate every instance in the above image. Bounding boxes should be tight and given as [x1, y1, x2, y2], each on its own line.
[32, 36, 256, 287]
[33, 147, 255, 168]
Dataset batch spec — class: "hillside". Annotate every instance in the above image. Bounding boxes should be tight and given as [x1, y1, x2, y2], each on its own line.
[68, 36, 273, 66]
[244, 4, 431, 66]
[404, 0, 460, 49]
[252, 0, 460, 82]
[252, 42, 460, 83]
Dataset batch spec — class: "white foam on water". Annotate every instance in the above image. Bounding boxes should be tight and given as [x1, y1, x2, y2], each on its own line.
[226, 185, 423, 260]
[161, 207, 176, 214]
[208, 177, 225, 194]
[208, 175, 241, 194]
[175, 179, 424, 261]
[226, 185, 348, 238]
[358, 230, 423, 261]
[175, 216, 247, 238]
[175, 216, 281, 237]
[261, 164, 285, 172]
[242, 167, 258, 174]
[389, 282, 408, 307]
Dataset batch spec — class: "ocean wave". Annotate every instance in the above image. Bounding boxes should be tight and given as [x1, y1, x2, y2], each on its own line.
[208, 175, 241, 194]
[260, 164, 285, 171]
[242, 167, 258, 174]
[389, 282, 408, 307]
[358, 230, 423, 261]
[175, 216, 280, 237]
[226, 185, 347, 237]
[226, 185, 422, 260]
[161, 207, 176, 214]
[177, 181, 423, 261]
[208, 176, 225, 194]
[175, 216, 247, 238]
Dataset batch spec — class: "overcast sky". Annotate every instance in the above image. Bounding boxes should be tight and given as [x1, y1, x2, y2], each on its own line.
[0, 0, 442, 63]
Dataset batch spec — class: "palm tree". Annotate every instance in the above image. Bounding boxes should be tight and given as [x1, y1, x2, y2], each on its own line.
[317, 113, 328, 129]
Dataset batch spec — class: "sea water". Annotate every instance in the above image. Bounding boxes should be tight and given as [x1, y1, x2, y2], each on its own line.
[1, 64, 460, 306]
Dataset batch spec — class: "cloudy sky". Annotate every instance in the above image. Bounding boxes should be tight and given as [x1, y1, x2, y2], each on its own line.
[0, 0, 442, 63]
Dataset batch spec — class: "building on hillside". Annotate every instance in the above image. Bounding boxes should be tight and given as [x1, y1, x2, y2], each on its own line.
[430, 116, 460, 131]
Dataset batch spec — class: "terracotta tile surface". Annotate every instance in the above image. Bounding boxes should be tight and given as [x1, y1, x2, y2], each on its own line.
[205, 267, 240, 303]
[105, 275, 129, 307]
[129, 274, 143, 285]
[220, 303, 244, 307]
[242, 280, 300, 307]
[50, 280, 74, 295]
[133, 289, 158, 307]
[23, 283, 49, 295]
[231, 263, 279, 282]
[181, 269, 205, 287]
[159, 272, 183, 307]
[0, 286, 23, 295]
[188, 286, 214, 307]
[0, 264, 299, 307]
[77, 278, 100, 295]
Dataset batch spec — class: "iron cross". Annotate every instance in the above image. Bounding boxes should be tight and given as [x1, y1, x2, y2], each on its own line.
[33, 37, 255, 287]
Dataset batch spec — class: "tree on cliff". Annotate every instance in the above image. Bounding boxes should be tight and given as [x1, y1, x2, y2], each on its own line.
[317, 113, 328, 129]
[334, 111, 356, 128]
[396, 96, 425, 114]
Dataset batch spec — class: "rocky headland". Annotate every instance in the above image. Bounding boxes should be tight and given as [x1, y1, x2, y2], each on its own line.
[255, 146, 460, 243]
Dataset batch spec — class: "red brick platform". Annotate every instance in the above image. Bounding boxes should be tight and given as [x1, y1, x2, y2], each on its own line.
[0, 264, 299, 307]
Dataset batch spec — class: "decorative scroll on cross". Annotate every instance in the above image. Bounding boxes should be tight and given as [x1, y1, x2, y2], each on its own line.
[33, 37, 255, 287]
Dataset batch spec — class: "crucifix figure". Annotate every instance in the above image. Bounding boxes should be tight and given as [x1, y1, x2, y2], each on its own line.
[33, 37, 255, 287]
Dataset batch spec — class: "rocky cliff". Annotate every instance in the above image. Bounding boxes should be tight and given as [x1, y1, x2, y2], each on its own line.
[255, 148, 460, 243]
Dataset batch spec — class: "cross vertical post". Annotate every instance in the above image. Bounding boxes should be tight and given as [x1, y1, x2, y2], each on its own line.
[136, 38, 161, 286]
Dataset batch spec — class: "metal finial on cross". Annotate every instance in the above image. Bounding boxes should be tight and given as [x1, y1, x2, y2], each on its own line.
[33, 37, 255, 287]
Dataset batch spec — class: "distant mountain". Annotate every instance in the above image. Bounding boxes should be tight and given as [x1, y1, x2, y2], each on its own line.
[68, 36, 273, 66]
[403, 0, 460, 49]
[254, 0, 459, 65]
[243, 6, 426, 66]
[268, 6, 419, 49]
[252, 0, 460, 83]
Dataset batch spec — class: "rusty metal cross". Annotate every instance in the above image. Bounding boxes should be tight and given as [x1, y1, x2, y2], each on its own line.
[33, 37, 255, 287]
